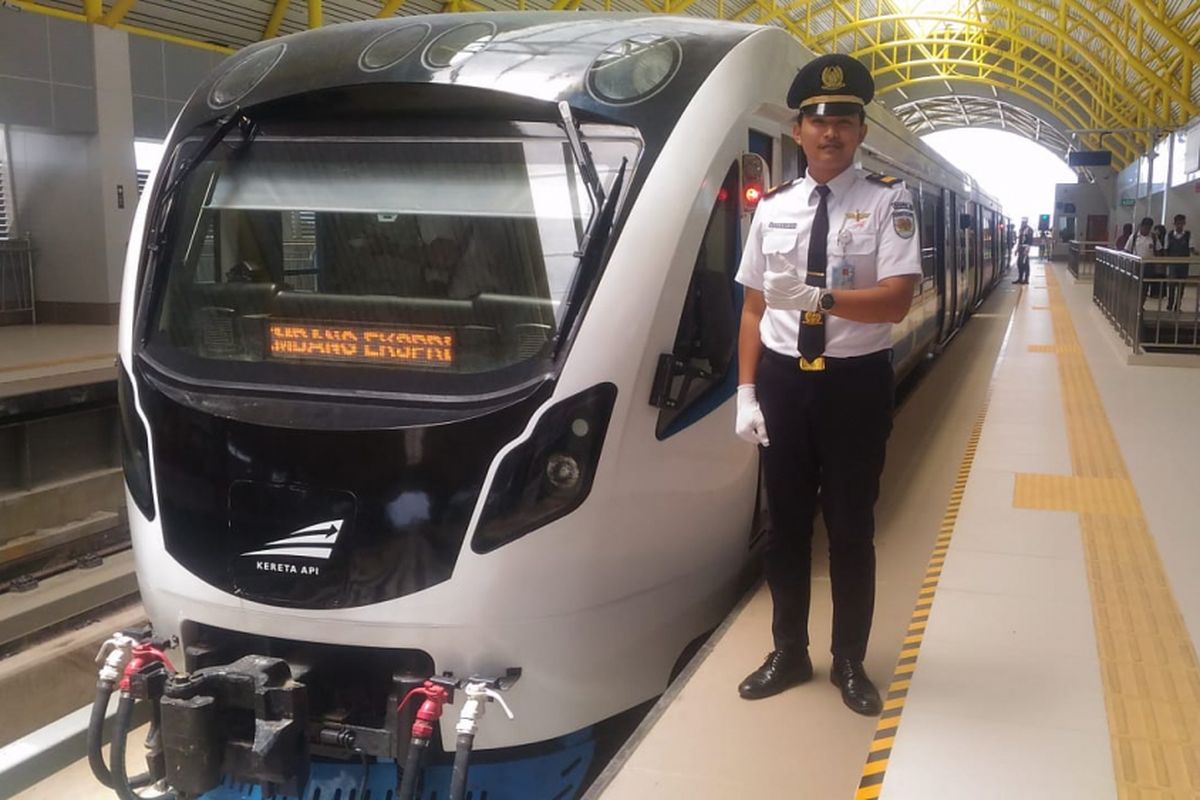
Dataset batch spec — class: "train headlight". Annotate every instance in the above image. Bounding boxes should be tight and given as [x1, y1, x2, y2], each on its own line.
[117, 364, 156, 520]
[545, 453, 581, 490]
[471, 384, 617, 554]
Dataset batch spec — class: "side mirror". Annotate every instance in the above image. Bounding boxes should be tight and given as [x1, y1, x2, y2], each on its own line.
[649, 353, 712, 409]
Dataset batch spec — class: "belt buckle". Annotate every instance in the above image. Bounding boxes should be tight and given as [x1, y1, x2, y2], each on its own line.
[798, 356, 826, 371]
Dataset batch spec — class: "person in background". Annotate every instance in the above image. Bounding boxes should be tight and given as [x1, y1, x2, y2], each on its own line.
[1014, 217, 1033, 284]
[1115, 222, 1133, 251]
[1152, 224, 1168, 255]
[1165, 214, 1194, 312]
[1126, 217, 1155, 258]
[1126, 217, 1159, 304]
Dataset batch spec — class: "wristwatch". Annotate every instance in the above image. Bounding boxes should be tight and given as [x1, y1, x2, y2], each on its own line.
[820, 291, 836, 311]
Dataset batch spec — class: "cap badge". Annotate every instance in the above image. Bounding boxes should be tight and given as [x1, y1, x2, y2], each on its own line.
[821, 65, 846, 90]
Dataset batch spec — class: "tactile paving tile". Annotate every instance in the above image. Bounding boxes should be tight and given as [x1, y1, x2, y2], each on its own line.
[1028, 269, 1200, 798]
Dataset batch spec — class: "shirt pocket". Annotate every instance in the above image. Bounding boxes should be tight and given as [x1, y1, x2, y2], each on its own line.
[840, 230, 875, 256]
[761, 229, 798, 272]
[837, 230, 876, 289]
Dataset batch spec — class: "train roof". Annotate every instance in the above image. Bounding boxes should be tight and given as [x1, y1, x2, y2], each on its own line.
[175, 13, 764, 135]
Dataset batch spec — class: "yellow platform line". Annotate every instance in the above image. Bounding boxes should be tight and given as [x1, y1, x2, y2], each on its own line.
[1023, 268, 1200, 797]
[854, 372, 996, 799]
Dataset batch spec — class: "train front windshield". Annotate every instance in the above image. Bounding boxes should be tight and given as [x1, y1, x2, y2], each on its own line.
[142, 129, 636, 392]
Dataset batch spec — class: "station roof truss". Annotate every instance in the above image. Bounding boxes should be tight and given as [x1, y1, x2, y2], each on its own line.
[6, 0, 1198, 168]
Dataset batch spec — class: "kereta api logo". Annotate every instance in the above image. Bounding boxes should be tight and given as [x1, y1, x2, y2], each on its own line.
[240, 520, 344, 566]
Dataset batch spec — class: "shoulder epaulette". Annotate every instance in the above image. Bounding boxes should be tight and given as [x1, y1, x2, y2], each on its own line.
[763, 178, 799, 199]
[865, 172, 902, 186]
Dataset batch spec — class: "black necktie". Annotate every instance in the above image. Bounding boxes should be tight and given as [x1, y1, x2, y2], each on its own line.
[798, 185, 830, 370]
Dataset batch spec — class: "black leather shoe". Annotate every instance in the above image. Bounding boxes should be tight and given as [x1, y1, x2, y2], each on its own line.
[830, 658, 882, 716]
[738, 649, 813, 699]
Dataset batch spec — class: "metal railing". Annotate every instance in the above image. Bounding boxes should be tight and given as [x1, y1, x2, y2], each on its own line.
[0, 236, 35, 324]
[1094, 246, 1200, 354]
[1067, 240, 1106, 279]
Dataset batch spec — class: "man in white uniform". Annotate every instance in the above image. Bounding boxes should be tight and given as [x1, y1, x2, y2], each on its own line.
[733, 53, 922, 715]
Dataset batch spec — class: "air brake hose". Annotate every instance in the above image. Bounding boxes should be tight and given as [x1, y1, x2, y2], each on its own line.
[397, 734, 429, 800]
[109, 694, 175, 800]
[447, 732, 475, 800]
[396, 681, 453, 800]
[87, 681, 152, 790]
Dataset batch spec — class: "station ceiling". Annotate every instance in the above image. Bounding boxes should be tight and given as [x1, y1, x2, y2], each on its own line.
[6, 0, 1199, 168]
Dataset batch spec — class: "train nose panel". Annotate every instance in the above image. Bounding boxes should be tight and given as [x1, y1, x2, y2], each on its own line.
[134, 367, 552, 608]
[229, 483, 357, 607]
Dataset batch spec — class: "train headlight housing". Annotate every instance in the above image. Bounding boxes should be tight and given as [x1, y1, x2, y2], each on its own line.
[117, 364, 156, 520]
[472, 384, 617, 554]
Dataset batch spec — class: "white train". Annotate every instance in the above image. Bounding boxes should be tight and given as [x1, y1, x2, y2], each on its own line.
[110, 13, 1007, 800]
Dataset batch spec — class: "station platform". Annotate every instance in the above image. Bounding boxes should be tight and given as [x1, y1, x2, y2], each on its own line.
[7, 262, 1200, 799]
[590, 260, 1200, 800]
[0, 325, 118, 399]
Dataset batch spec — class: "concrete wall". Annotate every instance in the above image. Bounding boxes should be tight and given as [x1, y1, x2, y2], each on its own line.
[0, 6, 223, 323]
[129, 37, 224, 140]
[1053, 175, 1115, 256]
[6, 127, 109, 307]
[0, 8, 97, 134]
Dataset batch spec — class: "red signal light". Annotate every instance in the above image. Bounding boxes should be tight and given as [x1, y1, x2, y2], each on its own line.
[744, 186, 762, 205]
[717, 187, 729, 203]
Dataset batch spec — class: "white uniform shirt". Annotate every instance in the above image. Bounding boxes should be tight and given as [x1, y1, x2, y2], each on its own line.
[735, 166, 922, 359]
[1125, 229, 1156, 259]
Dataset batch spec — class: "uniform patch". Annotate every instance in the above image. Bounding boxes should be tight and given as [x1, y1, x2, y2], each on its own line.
[866, 172, 901, 186]
[768, 221, 798, 230]
[892, 207, 916, 239]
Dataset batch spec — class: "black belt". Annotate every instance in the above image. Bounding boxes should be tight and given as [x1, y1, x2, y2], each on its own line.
[762, 347, 892, 370]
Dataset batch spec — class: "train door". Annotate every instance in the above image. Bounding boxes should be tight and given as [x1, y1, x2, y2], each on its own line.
[983, 209, 995, 290]
[971, 209, 982, 303]
[653, 161, 742, 439]
[952, 195, 965, 329]
[938, 189, 956, 342]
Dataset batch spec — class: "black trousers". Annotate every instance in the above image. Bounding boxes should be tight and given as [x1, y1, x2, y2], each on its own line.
[1017, 247, 1030, 281]
[756, 347, 894, 662]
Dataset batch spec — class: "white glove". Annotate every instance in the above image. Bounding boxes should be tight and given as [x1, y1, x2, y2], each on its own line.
[763, 271, 822, 312]
[735, 384, 770, 447]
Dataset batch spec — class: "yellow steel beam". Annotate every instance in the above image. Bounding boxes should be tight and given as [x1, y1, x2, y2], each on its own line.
[11, 0, 234, 52]
[308, 0, 322, 28]
[879, 72, 1138, 165]
[855, 35, 1145, 139]
[10, 0, 86, 22]
[847, 23, 1160, 140]
[815, 11, 1195, 116]
[263, 0, 291, 38]
[100, 0, 137, 27]
[83, 0, 101, 22]
[743, 0, 1195, 140]
[376, 0, 407, 16]
[1118, 0, 1200, 83]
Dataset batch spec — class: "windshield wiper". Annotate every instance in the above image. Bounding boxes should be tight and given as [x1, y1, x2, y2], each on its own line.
[554, 154, 627, 357]
[557, 100, 605, 212]
[150, 111, 259, 251]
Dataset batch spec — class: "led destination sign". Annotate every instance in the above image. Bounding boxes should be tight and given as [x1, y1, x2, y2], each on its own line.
[269, 323, 455, 367]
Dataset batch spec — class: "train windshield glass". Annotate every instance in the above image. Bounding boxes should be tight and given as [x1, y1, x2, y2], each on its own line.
[144, 130, 636, 387]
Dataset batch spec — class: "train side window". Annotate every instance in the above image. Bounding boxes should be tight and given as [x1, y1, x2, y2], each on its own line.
[919, 190, 937, 282]
[650, 162, 741, 439]
[780, 135, 800, 182]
